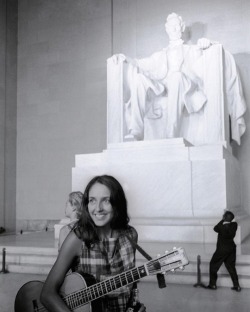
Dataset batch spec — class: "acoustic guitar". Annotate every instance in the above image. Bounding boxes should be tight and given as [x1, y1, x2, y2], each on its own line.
[15, 247, 189, 312]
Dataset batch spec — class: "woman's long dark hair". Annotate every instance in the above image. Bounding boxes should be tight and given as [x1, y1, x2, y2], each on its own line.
[75, 175, 130, 247]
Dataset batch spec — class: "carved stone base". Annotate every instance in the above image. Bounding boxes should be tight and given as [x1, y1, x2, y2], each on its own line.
[72, 139, 249, 244]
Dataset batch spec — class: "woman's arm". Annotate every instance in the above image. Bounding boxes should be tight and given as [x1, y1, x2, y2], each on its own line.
[58, 224, 70, 251]
[40, 231, 82, 311]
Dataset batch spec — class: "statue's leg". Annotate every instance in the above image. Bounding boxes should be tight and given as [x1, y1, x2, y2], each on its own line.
[126, 73, 149, 140]
[166, 72, 185, 137]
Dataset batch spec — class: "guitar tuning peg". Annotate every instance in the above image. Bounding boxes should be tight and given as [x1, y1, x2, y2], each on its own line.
[171, 269, 176, 273]
[173, 247, 177, 250]
[179, 266, 184, 270]
[165, 250, 169, 254]
[157, 254, 161, 257]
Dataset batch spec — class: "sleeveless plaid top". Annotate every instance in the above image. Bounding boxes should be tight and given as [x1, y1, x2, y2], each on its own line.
[79, 226, 138, 312]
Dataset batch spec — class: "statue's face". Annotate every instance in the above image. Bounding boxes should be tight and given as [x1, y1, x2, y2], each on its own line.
[165, 17, 183, 41]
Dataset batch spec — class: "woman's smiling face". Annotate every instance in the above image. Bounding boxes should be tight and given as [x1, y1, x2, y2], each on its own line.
[88, 182, 114, 229]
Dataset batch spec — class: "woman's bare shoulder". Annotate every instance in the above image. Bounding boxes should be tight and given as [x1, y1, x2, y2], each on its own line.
[59, 229, 82, 257]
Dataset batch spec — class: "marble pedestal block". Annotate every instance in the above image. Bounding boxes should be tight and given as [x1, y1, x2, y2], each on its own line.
[72, 139, 249, 244]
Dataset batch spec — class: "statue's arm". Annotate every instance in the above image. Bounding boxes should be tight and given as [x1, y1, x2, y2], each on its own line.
[109, 53, 138, 67]
[197, 38, 220, 50]
[191, 38, 220, 72]
[108, 51, 166, 81]
[109, 51, 162, 72]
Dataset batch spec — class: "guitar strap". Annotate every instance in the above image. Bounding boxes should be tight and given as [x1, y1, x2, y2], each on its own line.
[125, 234, 166, 288]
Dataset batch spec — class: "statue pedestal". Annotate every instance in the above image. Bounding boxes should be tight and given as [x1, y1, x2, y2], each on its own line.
[72, 139, 250, 244]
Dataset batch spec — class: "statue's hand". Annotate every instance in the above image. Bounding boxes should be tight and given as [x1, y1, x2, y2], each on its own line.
[111, 53, 127, 64]
[197, 38, 211, 50]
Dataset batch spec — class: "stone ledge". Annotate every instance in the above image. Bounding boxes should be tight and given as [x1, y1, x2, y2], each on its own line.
[16, 219, 60, 233]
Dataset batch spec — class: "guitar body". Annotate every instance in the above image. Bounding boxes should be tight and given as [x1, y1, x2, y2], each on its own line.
[15, 272, 93, 312]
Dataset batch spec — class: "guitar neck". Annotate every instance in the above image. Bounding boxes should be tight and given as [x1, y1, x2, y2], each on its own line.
[63, 264, 148, 309]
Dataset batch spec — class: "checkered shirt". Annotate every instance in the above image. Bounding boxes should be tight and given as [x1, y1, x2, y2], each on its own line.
[79, 226, 138, 312]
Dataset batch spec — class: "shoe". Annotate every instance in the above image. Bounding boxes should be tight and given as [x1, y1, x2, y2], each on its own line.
[206, 285, 217, 290]
[231, 286, 241, 292]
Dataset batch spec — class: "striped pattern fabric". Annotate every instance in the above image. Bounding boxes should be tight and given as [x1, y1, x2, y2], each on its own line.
[79, 226, 138, 312]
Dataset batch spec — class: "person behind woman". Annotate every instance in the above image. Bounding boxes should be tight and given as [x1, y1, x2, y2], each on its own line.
[41, 175, 146, 312]
[58, 191, 83, 251]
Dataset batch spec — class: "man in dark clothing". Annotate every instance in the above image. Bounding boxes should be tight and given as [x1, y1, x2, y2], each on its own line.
[207, 210, 241, 291]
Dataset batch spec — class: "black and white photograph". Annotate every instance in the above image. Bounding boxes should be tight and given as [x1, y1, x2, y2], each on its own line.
[0, 1, 250, 311]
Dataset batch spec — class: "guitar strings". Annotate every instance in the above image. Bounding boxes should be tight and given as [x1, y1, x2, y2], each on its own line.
[62, 265, 145, 308]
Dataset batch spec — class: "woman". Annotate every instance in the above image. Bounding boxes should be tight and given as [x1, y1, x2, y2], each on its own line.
[41, 175, 146, 312]
[58, 191, 83, 251]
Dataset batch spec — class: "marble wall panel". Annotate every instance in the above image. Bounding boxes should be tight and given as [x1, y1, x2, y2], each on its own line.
[73, 159, 193, 218]
[192, 160, 226, 217]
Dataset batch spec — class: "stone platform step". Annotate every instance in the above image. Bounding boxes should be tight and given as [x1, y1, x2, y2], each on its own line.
[135, 241, 250, 288]
[130, 215, 250, 245]
[6, 263, 52, 275]
[0, 246, 57, 275]
[1, 240, 250, 288]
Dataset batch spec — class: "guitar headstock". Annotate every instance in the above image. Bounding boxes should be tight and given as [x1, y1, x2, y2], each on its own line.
[146, 247, 189, 276]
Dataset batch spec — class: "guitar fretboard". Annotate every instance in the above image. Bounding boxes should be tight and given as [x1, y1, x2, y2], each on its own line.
[64, 264, 147, 309]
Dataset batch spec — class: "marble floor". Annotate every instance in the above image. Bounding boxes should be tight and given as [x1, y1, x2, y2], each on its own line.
[1, 231, 250, 312]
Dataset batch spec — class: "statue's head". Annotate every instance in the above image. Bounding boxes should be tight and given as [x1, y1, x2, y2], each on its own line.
[165, 13, 185, 41]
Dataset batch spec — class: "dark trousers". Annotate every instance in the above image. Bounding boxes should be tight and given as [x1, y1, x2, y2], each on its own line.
[209, 247, 239, 287]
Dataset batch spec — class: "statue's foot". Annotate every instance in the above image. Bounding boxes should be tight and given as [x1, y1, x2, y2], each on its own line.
[124, 131, 143, 141]
[124, 130, 144, 141]
[124, 134, 137, 141]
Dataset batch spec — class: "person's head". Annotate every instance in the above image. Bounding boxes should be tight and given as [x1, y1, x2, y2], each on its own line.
[65, 191, 83, 220]
[165, 13, 185, 41]
[223, 210, 235, 222]
[78, 175, 130, 243]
